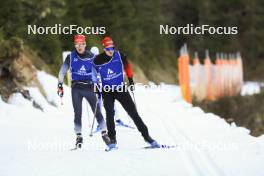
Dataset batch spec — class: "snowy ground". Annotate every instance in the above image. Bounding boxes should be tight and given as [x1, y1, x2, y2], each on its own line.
[241, 81, 263, 96]
[0, 71, 264, 176]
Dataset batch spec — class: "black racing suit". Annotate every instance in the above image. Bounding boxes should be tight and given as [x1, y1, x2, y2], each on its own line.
[93, 52, 154, 144]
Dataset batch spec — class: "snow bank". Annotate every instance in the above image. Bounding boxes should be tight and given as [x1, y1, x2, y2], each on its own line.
[26, 87, 57, 112]
[241, 81, 261, 96]
[7, 92, 32, 107]
[37, 71, 72, 108]
[0, 95, 4, 104]
[37, 71, 61, 106]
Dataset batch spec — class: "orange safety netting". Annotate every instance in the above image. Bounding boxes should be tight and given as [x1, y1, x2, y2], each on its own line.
[178, 45, 243, 103]
[178, 44, 192, 103]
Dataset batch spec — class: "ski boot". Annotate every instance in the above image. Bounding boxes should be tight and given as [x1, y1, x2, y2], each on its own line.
[75, 133, 83, 149]
[101, 130, 111, 145]
[105, 138, 118, 152]
[144, 136, 160, 148]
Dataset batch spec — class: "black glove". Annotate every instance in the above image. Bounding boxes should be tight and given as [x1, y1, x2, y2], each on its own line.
[57, 83, 64, 97]
[128, 77, 135, 91]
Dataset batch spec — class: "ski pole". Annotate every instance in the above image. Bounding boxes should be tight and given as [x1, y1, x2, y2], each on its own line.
[89, 96, 99, 137]
[86, 100, 91, 127]
[60, 96, 63, 105]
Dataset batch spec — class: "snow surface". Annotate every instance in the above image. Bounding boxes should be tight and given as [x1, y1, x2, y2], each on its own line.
[241, 81, 262, 96]
[0, 71, 264, 176]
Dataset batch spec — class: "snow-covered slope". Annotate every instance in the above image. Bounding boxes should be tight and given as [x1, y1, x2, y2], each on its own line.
[0, 71, 263, 176]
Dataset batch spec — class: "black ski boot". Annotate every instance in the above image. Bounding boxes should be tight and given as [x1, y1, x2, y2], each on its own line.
[144, 136, 160, 148]
[75, 133, 83, 149]
[105, 137, 117, 151]
[101, 130, 111, 145]
[144, 135, 154, 143]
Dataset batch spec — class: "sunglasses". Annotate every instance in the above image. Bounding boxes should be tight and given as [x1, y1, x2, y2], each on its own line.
[74, 43, 86, 47]
[104, 47, 114, 51]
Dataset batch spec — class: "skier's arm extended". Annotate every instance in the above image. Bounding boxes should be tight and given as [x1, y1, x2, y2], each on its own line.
[58, 55, 70, 84]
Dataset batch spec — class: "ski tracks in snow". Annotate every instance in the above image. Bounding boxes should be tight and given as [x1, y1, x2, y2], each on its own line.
[143, 101, 227, 176]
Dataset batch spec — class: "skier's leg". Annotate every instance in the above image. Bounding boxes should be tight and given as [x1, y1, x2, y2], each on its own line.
[114, 103, 122, 124]
[102, 92, 116, 143]
[83, 89, 105, 129]
[80, 88, 110, 145]
[116, 91, 154, 143]
[71, 87, 83, 134]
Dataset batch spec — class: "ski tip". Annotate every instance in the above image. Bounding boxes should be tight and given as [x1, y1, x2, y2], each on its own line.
[161, 144, 177, 148]
[144, 144, 177, 149]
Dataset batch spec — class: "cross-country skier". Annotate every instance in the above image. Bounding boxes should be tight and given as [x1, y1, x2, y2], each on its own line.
[57, 35, 110, 149]
[90, 46, 133, 132]
[93, 36, 160, 150]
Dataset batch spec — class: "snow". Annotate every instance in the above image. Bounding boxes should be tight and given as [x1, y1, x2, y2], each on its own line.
[0, 71, 264, 176]
[37, 71, 71, 107]
[7, 93, 32, 107]
[241, 81, 262, 96]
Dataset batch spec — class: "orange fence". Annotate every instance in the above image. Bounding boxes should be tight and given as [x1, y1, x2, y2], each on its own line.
[178, 44, 192, 103]
[178, 45, 243, 103]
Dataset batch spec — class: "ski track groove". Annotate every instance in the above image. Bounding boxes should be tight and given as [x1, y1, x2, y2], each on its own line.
[144, 101, 227, 176]
[169, 108, 229, 176]
[143, 104, 204, 176]
[164, 108, 227, 176]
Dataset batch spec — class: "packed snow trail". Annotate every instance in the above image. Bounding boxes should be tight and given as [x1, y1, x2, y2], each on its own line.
[0, 71, 263, 176]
